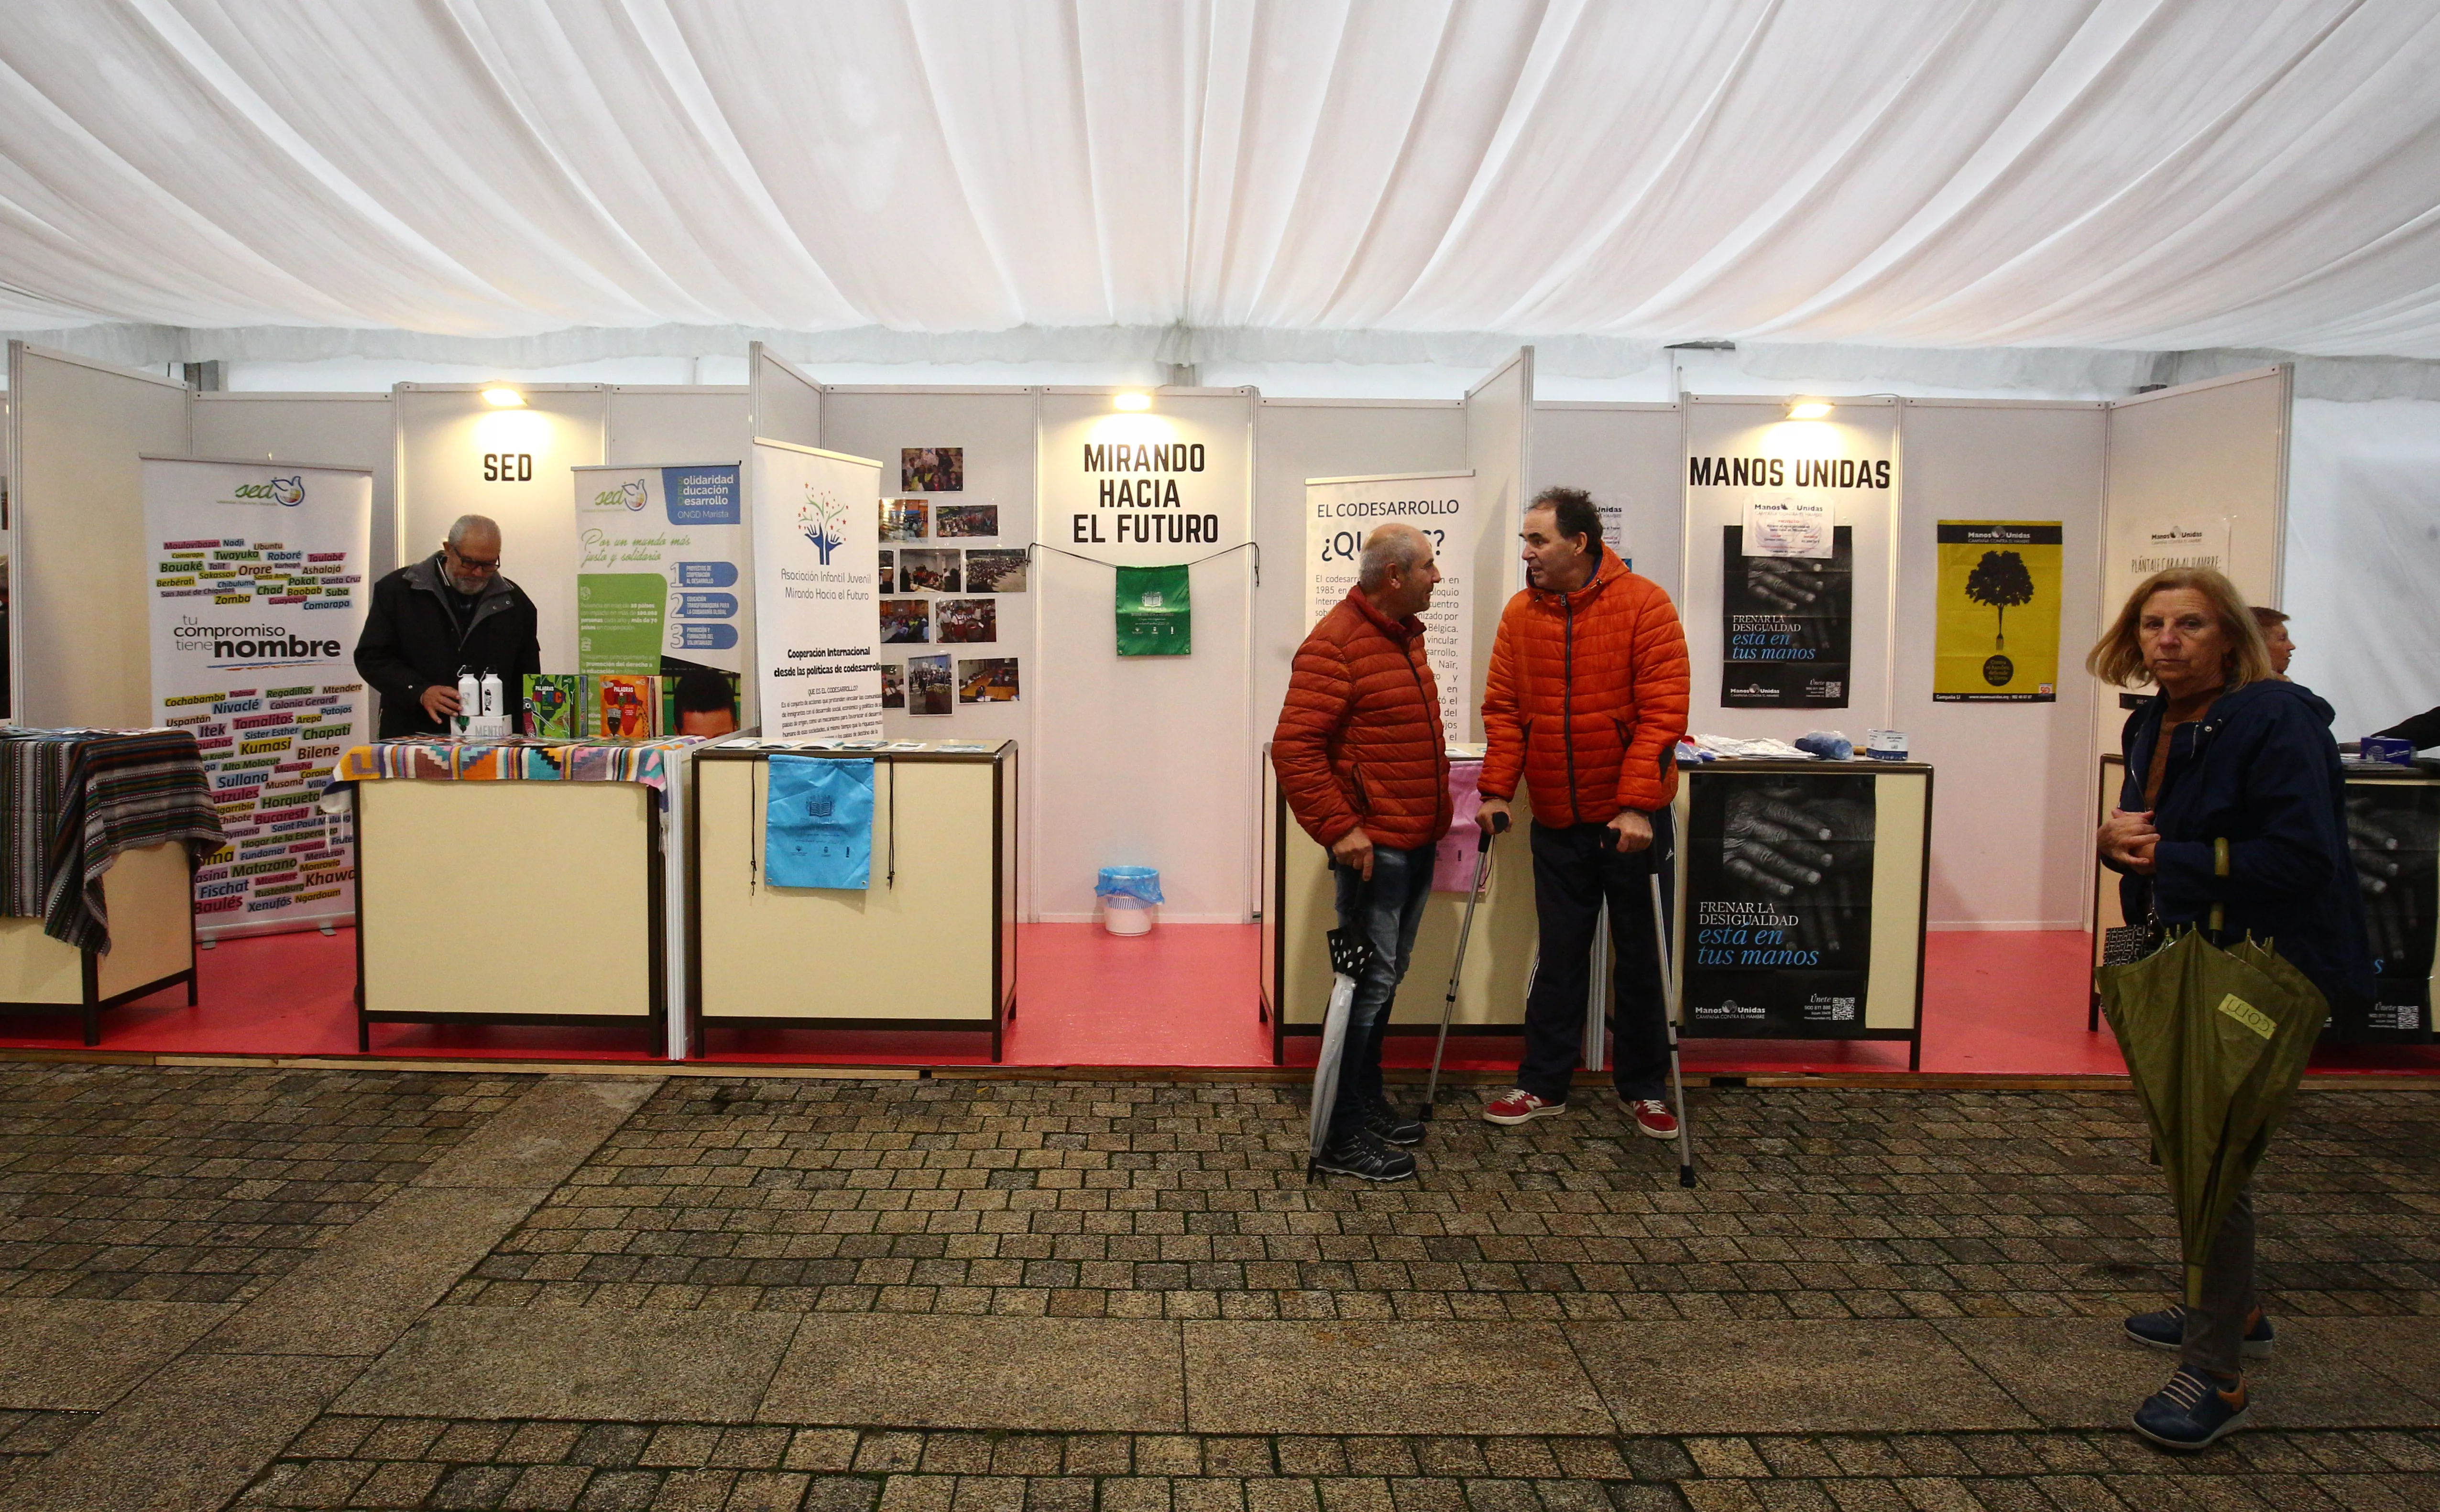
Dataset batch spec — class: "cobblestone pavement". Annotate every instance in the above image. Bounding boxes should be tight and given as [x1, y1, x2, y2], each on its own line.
[445, 1080, 2440, 1324]
[0, 1066, 532, 1302]
[234, 1420, 2440, 1511]
[0, 1066, 2430, 1511]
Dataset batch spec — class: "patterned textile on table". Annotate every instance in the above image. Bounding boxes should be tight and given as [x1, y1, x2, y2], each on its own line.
[0, 731, 97, 920]
[337, 738, 700, 794]
[12, 729, 223, 953]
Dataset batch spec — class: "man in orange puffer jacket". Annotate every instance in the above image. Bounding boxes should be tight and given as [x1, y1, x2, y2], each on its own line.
[1273, 523, 1452, 1181]
[1476, 488, 1690, 1137]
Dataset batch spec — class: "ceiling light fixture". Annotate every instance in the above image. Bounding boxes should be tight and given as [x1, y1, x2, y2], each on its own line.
[481, 384, 527, 408]
[1112, 391, 1152, 412]
[1786, 399, 1833, 420]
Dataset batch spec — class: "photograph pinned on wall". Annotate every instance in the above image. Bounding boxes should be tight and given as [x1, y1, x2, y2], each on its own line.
[959, 658, 1019, 705]
[964, 548, 1029, 593]
[907, 653, 954, 716]
[934, 504, 997, 538]
[879, 600, 930, 644]
[880, 498, 928, 542]
[877, 549, 895, 594]
[902, 447, 963, 493]
[880, 663, 906, 709]
[899, 548, 962, 593]
[936, 598, 996, 644]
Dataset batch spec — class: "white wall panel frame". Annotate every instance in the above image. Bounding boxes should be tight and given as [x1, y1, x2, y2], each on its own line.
[8, 342, 191, 728]
[394, 383, 608, 673]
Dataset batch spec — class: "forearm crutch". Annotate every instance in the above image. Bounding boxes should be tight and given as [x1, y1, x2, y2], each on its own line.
[1420, 812, 1505, 1120]
[1647, 870, 1697, 1188]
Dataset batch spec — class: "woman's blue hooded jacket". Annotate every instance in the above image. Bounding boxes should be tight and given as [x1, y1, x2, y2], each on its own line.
[2110, 678, 2375, 1005]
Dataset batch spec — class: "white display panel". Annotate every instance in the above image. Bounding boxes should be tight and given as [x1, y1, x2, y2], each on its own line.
[1035, 391, 1252, 566]
[10, 343, 191, 729]
[1893, 400, 2108, 929]
[1681, 396, 1899, 741]
[748, 439, 882, 740]
[395, 384, 608, 674]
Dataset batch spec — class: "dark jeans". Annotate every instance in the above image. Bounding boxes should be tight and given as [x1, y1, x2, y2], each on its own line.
[1328, 843, 1435, 1141]
[1516, 815, 1674, 1104]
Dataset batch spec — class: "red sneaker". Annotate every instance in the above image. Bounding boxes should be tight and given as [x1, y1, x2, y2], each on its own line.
[1630, 1099, 1678, 1140]
[1483, 1089, 1567, 1125]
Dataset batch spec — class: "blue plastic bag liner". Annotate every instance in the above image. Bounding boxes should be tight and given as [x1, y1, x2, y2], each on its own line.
[1095, 866, 1163, 907]
[766, 756, 874, 890]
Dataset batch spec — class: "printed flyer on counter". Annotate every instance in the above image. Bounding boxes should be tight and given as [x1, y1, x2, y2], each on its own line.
[1720, 525, 1853, 708]
[1933, 521, 2062, 702]
[751, 440, 883, 740]
[572, 464, 747, 685]
[143, 458, 372, 936]
[1681, 772, 1877, 1037]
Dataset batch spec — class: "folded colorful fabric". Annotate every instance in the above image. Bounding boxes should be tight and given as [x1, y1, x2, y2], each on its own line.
[0, 729, 224, 952]
[337, 737, 702, 793]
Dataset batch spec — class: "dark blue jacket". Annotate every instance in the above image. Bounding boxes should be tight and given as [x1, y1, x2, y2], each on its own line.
[2112, 678, 2374, 1003]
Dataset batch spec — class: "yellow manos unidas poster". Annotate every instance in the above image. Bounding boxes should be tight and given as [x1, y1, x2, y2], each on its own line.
[1935, 521, 2062, 702]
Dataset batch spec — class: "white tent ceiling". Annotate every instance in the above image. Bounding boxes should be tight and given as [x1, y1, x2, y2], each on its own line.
[3, 0, 2439, 356]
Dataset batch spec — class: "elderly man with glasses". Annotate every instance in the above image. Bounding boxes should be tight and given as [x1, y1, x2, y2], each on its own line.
[354, 514, 543, 738]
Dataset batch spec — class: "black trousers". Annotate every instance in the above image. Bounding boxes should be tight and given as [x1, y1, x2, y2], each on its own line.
[1515, 815, 1674, 1104]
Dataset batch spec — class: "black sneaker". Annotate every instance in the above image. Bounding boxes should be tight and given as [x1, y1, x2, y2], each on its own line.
[1313, 1130, 1417, 1182]
[2133, 1367, 2250, 1450]
[1364, 1101, 1425, 1146]
[2125, 1304, 2275, 1358]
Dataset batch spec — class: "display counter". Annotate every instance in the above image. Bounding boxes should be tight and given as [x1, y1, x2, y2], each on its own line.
[1261, 754, 1537, 1063]
[1266, 752, 1933, 1068]
[2092, 753, 2438, 1044]
[340, 739, 699, 1052]
[1666, 759, 1933, 1068]
[0, 729, 220, 1045]
[688, 741, 1017, 1057]
[0, 842, 197, 1045]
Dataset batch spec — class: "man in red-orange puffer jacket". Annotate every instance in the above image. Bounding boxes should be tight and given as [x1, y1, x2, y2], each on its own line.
[1273, 523, 1452, 1181]
[1476, 488, 1690, 1138]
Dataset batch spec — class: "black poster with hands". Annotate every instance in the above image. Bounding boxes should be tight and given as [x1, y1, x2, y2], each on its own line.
[1721, 525, 1852, 708]
[2338, 782, 2440, 1044]
[1682, 772, 1876, 1037]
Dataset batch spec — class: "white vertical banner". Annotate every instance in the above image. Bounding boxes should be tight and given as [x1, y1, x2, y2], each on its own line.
[144, 458, 373, 937]
[750, 440, 883, 739]
[1303, 471, 1477, 743]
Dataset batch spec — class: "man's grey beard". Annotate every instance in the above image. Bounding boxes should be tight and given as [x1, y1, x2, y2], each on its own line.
[445, 569, 487, 595]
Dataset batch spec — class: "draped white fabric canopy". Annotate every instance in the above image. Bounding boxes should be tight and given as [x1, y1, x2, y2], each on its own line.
[3, 0, 2438, 356]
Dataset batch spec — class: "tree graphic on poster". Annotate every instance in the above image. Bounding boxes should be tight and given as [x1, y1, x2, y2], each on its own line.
[798, 489, 847, 565]
[1963, 550, 2035, 650]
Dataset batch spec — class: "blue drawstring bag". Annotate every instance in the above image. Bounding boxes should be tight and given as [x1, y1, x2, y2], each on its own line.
[766, 756, 874, 890]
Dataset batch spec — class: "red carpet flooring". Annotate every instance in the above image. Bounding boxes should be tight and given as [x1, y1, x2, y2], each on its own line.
[2, 923, 2434, 1077]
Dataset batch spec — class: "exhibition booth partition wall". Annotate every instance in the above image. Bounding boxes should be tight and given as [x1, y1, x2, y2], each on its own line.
[1, 338, 2423, 1076]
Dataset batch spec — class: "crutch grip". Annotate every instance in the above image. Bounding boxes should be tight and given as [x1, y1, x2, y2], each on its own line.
[1476, 827, 1493, 852]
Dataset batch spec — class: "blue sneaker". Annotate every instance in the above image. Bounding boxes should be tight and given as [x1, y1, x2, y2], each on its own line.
[2133, 1368, 2250, 1450]
[2124, 1304, 2274, 1358]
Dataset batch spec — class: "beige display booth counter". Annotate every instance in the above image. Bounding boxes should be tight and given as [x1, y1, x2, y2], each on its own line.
[1667, 759, 1932, 1069]
[2092, 753, 2438, 1045]
[688, 741, 1018, 1057]
[1265, 753, 1934, 1069]
[352, 778, 666, 1051]
[0, 842, 197, 1045]
[1262, 754, 1538, 1063]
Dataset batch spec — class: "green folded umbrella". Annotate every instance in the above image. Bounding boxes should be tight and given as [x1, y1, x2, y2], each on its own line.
[2097, 928, 2326, 1306]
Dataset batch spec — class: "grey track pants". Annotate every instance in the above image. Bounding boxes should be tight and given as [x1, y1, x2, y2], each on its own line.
[2181, 1186, 2256, 1381]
